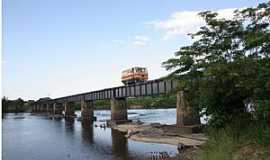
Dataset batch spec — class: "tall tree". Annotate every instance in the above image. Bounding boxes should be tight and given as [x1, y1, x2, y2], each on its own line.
[163, 2, 270, 127]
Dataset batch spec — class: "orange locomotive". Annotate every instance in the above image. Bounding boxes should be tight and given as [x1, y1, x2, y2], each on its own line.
[121, 67, 148, 85]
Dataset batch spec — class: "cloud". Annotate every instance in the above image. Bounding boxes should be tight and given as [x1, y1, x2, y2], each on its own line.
[132, 35, 150, 47]
[147, 8, 238, 40]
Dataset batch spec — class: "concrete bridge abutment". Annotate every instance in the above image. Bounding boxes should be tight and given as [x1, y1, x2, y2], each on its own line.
[46, 104, 50, 114]
[32, 104, 37, 113]
[110, 98, 128, 123]
[64, 102, 76, 119]
[81, 100, 94, 121]
[40, 104, 46, 113]
[36, 104, 40, 113]
[43, 104, 48, 113]
[46, 104, 53, 115]
[176, 91, 201, 128]
[53, 103, 64, 116]
[38, 104, 42, 113]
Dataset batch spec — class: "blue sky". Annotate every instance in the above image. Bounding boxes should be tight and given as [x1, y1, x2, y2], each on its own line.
[2, 0, 265, 100]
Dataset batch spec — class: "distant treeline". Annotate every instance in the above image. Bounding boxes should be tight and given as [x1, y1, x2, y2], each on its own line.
[73, 94, 177, 110]
[2, 94, 177, 113]
[2, 97, 34, 113]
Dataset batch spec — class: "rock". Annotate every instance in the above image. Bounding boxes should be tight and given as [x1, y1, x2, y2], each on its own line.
[128, 112, 138, 115]
[135, 120, 144, 125]
[100, 123, 106, 129]
[112, 122, 206, 147]
[177, 143, 193, 153]
[14, 116, 25, 119]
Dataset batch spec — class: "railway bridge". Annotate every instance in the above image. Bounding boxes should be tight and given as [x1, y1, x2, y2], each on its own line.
[32, 79, 200, 127]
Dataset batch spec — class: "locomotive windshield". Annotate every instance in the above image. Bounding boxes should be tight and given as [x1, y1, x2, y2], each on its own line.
[121, 67, 148, 85]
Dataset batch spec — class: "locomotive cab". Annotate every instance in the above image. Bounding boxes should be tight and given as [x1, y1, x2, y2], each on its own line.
[121, 67, 148, 85]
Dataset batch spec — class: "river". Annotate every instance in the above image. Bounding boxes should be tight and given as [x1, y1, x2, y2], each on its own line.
[3, 109, 178, 160]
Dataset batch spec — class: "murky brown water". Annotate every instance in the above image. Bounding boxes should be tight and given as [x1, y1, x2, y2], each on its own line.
[3, 109, 178, 160]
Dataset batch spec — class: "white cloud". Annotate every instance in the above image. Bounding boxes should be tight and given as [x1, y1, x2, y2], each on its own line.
[148, 8, 238, 40]
[132, 35, 150, 47]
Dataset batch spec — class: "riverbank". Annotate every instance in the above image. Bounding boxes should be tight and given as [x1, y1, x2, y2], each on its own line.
[109, 122, 207, 159]
[109, 121, 270, 160]
[110, 122, 206, 148]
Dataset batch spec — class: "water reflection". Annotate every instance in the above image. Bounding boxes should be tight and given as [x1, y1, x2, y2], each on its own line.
[3, 110, 178, 160]
[81, 121, 94, 144]
[111, 129, 130, 160]
[65, 118, 75, 131]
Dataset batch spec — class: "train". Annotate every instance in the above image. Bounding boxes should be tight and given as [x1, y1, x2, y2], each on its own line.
[121, 67, 148, 85]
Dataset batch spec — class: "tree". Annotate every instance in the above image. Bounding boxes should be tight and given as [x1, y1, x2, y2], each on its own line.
[163, 2, 270, 127]
[15, 98, 25, 112]
[2, 97, 9, 113]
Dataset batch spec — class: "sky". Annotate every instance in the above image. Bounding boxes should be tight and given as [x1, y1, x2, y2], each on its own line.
[2, 0, 266, 100]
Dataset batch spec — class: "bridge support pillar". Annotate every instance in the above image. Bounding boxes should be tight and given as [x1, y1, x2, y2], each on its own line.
[64, 102, 76, 119]
[41, 105, 44, 113]
[48, 104, 53, 115]
[81, 100, 94, 121]
[110, 98, 128, 123]
[44, 104, 48, 113]
[32, 105, 36, 113]
[41, 104, 46, 113]
[39, 104, 43, 113]
[40, 104, 45, 113]
[176, 91, 200, 127]
[35, 104, 39, 113]
[40, 105, 44, 113]
[46, 104, 50, 114]
[53, 103, 63, 116]
[37, 104, 41, 113]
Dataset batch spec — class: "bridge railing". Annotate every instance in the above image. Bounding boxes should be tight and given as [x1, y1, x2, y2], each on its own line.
[36, 79, 178, 104]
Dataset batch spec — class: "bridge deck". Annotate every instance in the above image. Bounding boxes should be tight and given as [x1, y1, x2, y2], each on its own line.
[37, 79, 178, 104]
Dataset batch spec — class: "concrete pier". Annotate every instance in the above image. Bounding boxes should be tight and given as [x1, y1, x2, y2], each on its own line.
[53, 103, 63, 115]
[110, 98, 128, 122]
[32, 105, 37, 113]
[43, 104, 47, 113]
[40, 104, 45, 113]
[46, 104, 50, 114]
[176, 91, 200, 127]
[37, 104, 41, 113]
[46, 104, 53, 115]
[81, 100, 94, 121]
[64, 102, 76, 118]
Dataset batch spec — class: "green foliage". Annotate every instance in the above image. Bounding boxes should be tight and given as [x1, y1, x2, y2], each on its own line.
[2, 97, 33, 113]
[163, 2, 270, 127]
[194, 121, 270, 160]
[127, 94, 176, 108]
[72, 95, 177, 110]
[94, 100, 110, 109]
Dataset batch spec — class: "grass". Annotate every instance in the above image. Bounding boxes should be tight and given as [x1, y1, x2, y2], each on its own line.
[194, 121, 270, 160]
